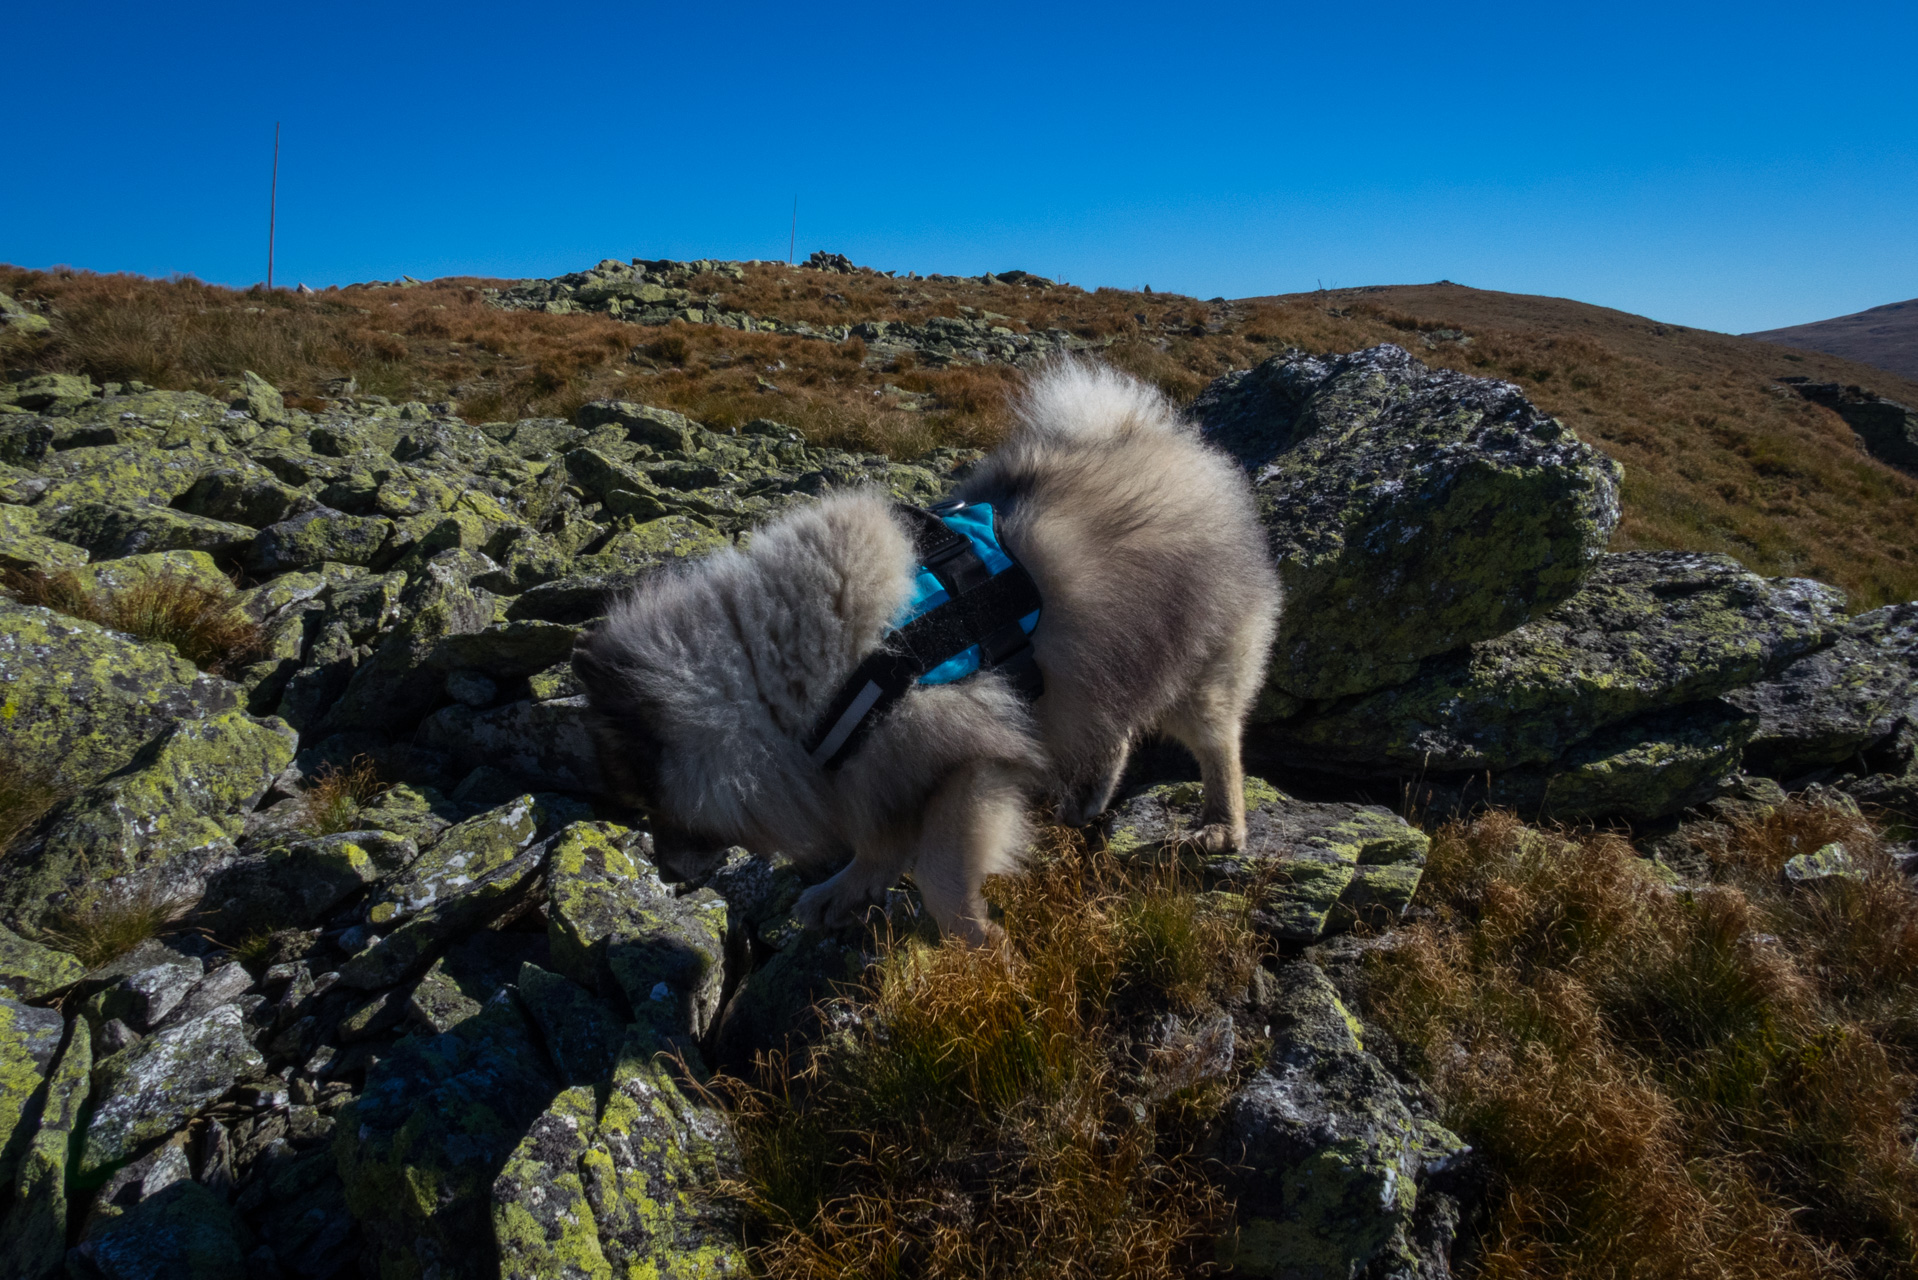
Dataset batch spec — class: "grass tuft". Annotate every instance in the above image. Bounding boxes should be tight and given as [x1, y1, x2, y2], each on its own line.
[0, 754, 67, 859]
[2, 567, 264, 675]
[299, 755, 386, 835]
[37, 882, 190, 969]
[1359, 803, 1918, 1279]
[722, 826, 1262, 1279]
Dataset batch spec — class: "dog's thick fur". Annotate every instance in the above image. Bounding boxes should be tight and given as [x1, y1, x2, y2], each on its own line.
[572, 360, 1279, 943]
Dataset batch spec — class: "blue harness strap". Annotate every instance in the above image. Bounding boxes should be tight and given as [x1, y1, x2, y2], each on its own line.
[804, 500, 1043, 770]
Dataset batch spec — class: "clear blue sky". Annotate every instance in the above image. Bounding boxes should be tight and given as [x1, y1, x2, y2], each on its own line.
[5, 1, 1912, 334]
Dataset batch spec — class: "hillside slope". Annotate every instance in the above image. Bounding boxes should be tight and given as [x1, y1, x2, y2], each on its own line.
[1746, 296, 1918, 381]
[5, 262, 1917, 607]
[1242, 282, 1918, 607]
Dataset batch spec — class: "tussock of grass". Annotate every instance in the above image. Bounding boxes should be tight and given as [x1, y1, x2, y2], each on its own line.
[38, 882, 190, 969]
[0, 754, 67, 858]
[723, 827, 1262, 1279]
[300, 755, 387, 835]
[2, 567, 264, 675]
[1360, 804, 1918, 1279]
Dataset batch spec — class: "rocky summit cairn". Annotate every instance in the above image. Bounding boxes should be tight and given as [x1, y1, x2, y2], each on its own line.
[1, 323, 1917, 1278]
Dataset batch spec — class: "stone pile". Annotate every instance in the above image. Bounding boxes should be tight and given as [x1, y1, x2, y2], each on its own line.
[483, 255, 1110, 368]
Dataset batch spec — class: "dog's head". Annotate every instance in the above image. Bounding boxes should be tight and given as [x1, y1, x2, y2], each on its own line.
[570, 624, 668, 811]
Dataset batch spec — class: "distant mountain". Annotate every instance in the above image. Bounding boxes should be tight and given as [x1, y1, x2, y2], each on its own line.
[1746, 298, 1918, 382]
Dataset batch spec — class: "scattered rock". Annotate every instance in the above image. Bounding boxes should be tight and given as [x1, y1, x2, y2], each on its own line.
[0, 1017, 89, 1277]
[1104, 778, 1430, 942]
[1214, 962, 1467, 1278]
[0, 922, 85, 999]
[81, 1004, 265, 1176]
[1193, 344, 1622, 702]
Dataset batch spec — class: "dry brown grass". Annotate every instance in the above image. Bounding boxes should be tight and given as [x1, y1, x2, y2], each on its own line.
[299, 755, 387, 835]
[2, 566, 263, 675]
[0, 754, 67, 859]
[722, 826, 1263, 1280]
[1360, 805, 1918, 1279]
[37, 881, 191, 968]
[8, 264, 1918, 604]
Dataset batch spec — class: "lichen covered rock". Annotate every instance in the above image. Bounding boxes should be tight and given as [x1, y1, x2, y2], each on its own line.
[545, 822, 728, 1042]
[72, 1179, 254, 1280]
[0, 597, 240, 788]
[337, 992, 558, 1280]
[0, 997, 65, 1183]
[3, 708, 296, 930]
[0, 500, 88, 572]
[1104, 778, 1430, 942]
[1726, 602, 1918, 776]
[0, 921, 85, 999]
[201, 830, 405, 935]
[1193, 344, 1622, 702]
[81, 1004, 264, 1176]
[364, 794, 541, 927]
[419, 696, 605, 794]
[0, 1016, 89, 1278]
[1216, 963, 1466, 1278]
[1273, 552, 1846, 775]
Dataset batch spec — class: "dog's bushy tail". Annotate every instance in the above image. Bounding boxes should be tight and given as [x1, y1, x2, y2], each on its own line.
[1010, 357, 1188, 446]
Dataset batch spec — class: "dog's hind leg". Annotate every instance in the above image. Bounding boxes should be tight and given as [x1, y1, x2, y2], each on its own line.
[1162, 668, 1256, 854]
[912, 760, 1031, 947]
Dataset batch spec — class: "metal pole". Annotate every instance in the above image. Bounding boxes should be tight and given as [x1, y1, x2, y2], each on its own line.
[268, 122, 280, 290]
[788, 197, 796, 266]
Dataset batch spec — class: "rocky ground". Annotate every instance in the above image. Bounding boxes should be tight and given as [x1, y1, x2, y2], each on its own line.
[2, 259, 1916, 1278]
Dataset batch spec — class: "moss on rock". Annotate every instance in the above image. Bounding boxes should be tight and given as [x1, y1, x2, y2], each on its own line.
[0, 1016, 89, 1277]
[3, 708, 296, 930]
[1194, 345, 1622, 701]
[1104, 778, 1430, 942]
[1275, 551, 1846, 774]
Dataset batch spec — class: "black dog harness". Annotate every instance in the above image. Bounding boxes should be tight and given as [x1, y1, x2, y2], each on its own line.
[804, 499, 1043, 770]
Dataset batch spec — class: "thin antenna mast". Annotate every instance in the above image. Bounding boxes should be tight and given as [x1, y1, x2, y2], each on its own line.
[788, 197, 797, 266]
[267, 122, 281, 290]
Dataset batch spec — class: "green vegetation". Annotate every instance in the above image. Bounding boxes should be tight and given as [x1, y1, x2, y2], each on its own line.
[1360, 802, 1918, 1279]
[724, 828, 1260, 1279]
[1, 566, 262, 675]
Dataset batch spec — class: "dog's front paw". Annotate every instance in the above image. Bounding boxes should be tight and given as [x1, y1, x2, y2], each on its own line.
[793, 872, 886, 931]
[1192, 822, 1244, 855]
